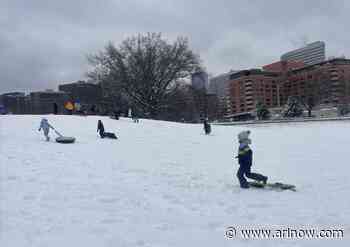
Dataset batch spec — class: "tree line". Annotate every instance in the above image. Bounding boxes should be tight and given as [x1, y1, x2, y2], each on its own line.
[87, 32, 216, 122]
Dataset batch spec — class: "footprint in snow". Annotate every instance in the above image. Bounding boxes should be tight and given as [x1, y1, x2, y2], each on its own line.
[99, 198, 118, 204]
[154, 223, 174, 231]
[246, 213, 257, 221]
[27, 178, 37, 183]
[88, 226, 108, 235]
[23, 195, 36, 201]
[224, 205, 238, 214]
[100, 218, 121, 225]
[207, 221, 222, 230]
[135, 240, 146, 246]
[247, 203, 270, 209]
[7, 175, 18, 181]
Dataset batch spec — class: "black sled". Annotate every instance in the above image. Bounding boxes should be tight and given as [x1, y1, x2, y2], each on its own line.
[54, 130, 76, 144]
[248, 181, 296, 192]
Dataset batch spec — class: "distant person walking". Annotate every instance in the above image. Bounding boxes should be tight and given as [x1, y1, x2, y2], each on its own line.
[38, 118, 54, 141]
[53, 103, 58, 115]
[131, 108, 139, 123]
[203, 119, 211, 135]
[132, 114, 139, 123]
[113, 110, 120, 120]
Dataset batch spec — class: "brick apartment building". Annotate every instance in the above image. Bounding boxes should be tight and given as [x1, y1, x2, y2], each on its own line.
[227, 69, 280, 115]
[279, 58, 350, 107]
[263, 60, 305, 73]
[226, 58, 350, 116]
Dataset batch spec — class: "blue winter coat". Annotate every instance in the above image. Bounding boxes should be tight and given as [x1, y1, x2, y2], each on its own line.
[238, 144, 252, 167]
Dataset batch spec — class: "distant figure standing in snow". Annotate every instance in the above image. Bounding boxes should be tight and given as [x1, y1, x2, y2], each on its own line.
[38, 118, 54, 141]
[203, 119, 211, 135]
[236, 130, 268, 188]
[97, 120, 118, 139]
[113, 110, 120, 120]
[131, 108, 139, 123]
[53, 103, 58, 115]
[132, 114, 139, 123]
[97, 120, 105, 138]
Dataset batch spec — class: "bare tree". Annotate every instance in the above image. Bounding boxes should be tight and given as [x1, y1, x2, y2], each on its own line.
[283, 96, 303, 118]
[158, 82, 197, 122]
[87, 33, 201, 118]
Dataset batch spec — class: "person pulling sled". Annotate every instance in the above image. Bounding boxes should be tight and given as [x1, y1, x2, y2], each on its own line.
[236, 130, 268, 189]
[38, 118, 54, 141]
[97, 120, 118, 139]
[38, 118, 76, 143]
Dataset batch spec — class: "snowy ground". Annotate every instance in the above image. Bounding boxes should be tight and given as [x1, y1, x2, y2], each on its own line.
[1, 115, 349, 246]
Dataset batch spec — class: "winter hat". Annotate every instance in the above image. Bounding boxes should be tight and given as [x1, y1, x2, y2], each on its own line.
[238, 130, 251, 144]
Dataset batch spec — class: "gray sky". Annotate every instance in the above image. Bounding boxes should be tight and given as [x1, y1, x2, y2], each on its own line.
[1, 0, 349, 93]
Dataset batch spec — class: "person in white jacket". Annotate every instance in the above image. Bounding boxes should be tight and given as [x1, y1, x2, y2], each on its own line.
[38, 118, 54, 141]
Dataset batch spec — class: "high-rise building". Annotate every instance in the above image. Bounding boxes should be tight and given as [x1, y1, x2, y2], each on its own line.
[281, 41, 325, 65]
[208, 71, 238, 119]
[191, 71, 208, 91]
[208, 71, 237, 98]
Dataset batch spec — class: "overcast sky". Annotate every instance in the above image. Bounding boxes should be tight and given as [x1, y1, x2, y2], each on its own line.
[1, 0, 350, 93]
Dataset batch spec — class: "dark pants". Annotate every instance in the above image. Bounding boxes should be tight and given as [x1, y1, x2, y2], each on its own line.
[237, 165, 267, 187]
[204, 125, 211, 135]
[99, 130, 104, 138]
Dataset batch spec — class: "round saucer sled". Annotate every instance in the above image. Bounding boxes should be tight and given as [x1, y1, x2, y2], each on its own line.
[55, 136, 76, 144]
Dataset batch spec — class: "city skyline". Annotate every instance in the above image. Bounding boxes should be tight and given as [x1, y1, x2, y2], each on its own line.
[1, 0, 350, 93]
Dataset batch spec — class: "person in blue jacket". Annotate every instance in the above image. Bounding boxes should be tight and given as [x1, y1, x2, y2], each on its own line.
[236, 130, 268, 188]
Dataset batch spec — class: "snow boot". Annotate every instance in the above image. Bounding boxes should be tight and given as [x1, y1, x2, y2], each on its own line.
[240, 184, 250, 189]
[262, 176, 268, 185]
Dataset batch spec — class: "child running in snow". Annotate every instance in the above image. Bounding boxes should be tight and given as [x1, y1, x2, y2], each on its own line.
[38, 118, 54, 141]
[236, 130, 268, 188]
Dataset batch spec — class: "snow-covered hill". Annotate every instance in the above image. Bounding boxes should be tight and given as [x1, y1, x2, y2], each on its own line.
[1, 115, 349, 246]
